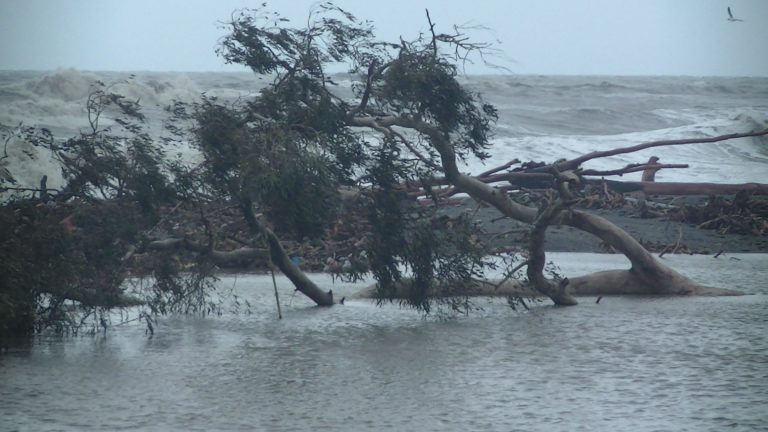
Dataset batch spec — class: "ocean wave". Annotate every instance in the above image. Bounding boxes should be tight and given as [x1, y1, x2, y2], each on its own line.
[730, 113, 768, 158]
[8, 69, 204, 106]
[553, 81, 633, 93]
[475, 108, 768, 185]
[2, 71, 766, 190]
[0, 136, 65, 192]
[497, 106, 685, 137]
[0, 69, 210, 138]
[470, 75, 768, 102]
[732, 112, 768, 131]
[24, 68, 96, 101]
[108, 74, 202, 107]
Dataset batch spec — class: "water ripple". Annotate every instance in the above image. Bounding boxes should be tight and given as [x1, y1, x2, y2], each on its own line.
[1, 254, 767, 431]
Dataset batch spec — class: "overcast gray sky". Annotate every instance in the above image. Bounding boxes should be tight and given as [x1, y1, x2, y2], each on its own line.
[1, 0, 766, 76]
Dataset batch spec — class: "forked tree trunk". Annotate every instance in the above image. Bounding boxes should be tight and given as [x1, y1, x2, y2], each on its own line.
[559, 210, 738, 297]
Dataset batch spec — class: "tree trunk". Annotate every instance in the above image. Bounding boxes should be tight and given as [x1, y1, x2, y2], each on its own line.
[528, 197, 578, 306]
[640, 156, 660, 182]
[559, 209, 726, 296]
[239, 198, 334, 306]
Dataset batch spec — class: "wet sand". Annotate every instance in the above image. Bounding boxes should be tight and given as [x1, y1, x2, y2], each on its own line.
[441, 197, 768, 254]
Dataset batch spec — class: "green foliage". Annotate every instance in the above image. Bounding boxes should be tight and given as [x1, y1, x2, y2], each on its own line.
[248, 144, 339, 238]
[406, 215, 491, 314]
[0, 206, 37, 338]
[142, 252, 221, 316]
[366, 141, 491, 313]
[218, 2, 498, 165]
[0, 200, 145, 338]
[19, 80, 177, 216]
[192, 98, 344, 238]
[218, 3, 375, 77]
[366, 142, 410, 296]
[219, 4, 374, 184]
[1, 1, 513, 338]
[216, 3, 504, 313]
[379, 53, 458, 127]
[0, 80, 208, 338]
[378, 52, 497, 161]
[189, 100, 248, 194]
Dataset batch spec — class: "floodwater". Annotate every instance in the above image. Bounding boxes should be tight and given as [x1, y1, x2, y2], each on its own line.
[2, 253, 767, 432]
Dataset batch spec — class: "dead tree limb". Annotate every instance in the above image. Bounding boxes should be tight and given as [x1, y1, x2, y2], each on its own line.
[641, 156, 661, 182]
[478, 159, 521, 177]
[593, 180, 768, 195]
[580, 162, 688, 177]
[145, 238, 267, 268]
[543, 128, 768, 173]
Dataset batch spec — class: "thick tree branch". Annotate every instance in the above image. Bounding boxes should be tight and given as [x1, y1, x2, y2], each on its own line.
[528, 198, 578, 305]
[351, 115, 538, 221]
[239, 197, 334, 306]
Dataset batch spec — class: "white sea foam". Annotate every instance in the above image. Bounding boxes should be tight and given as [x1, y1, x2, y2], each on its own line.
[1, 70, 766, 194]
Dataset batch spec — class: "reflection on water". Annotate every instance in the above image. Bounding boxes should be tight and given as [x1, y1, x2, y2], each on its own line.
[2, 254, 767, 431]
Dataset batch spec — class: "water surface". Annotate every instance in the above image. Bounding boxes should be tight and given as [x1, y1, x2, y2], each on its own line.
[2, 253, 767, 431]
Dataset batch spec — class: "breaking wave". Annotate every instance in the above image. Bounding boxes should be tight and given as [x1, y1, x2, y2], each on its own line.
[2, 70, 767, 191]
[24, 68, 96, 101]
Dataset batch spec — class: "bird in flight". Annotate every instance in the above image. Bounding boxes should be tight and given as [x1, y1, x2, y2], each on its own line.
[727, 7, 744, 22]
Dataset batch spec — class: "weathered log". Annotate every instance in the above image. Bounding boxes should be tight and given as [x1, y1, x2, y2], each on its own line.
[146, 238, 266, 267]
[351, 278, 538, 300]
[641, 156, 661, 182]
[579, 160, 688, 177]
[352, 273, 742, 300]
[593, 179, 768, 195]
[58, 288, 145, 308]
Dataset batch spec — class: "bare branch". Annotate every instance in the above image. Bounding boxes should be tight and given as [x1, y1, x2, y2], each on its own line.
[544, 128, 768, 173]
[580, 163, 689, 177]
[478, 159, 520, 177]
[425, 9, 438, 57]
[349, 115, 442, 171]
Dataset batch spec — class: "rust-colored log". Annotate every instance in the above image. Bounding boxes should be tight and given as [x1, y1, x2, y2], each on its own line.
[592, 180, 768, 195]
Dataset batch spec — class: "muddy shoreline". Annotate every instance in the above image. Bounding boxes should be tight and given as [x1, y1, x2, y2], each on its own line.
[442, 196, 768, 255]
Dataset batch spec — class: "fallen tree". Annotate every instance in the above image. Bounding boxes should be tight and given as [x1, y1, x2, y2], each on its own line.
[214, 4, 763, 307]
[3, 4, 766, 338]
